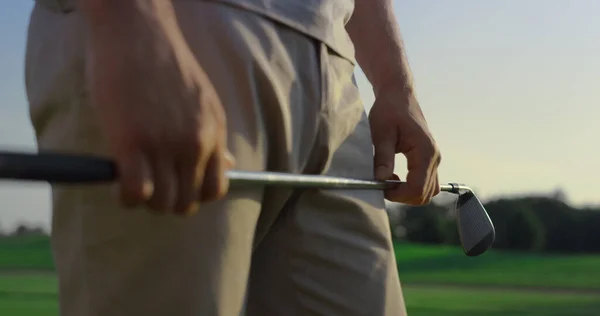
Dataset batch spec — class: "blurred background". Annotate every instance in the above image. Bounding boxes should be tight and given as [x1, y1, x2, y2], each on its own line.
[1, 1, 599, 315]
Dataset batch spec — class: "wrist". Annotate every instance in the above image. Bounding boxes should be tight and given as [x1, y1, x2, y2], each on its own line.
[367, 55, 415, 97]
[373, 74, 416, 102]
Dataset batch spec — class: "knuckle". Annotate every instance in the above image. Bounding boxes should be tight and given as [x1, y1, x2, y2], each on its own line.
[190, 125, 221, 151]
[435, 150, 442, 165]
[177, 126, 203, 147]
[422, 141, 437, 156]
[418, 135, 440, 156]
[417, 144, 441, 168]
[185, 134, 203, 157]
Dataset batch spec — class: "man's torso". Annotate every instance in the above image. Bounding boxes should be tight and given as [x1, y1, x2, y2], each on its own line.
[41, 0, 357, 63]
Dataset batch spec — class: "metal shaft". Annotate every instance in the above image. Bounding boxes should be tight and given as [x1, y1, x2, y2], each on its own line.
[226, 170, 470, 194]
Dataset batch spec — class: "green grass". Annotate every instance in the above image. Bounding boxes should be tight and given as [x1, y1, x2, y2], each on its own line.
[2, 236, 600, 315]
[0, 274, 58, 294]
[0, 235, 54, 271]
[0, 274, 58, 316]
[394, 242, 600, 290]
[1, 274, 599, 316]
[404, 287, 600, 316]
[3, 236, 600, 290]
[0, 298, 58, 316]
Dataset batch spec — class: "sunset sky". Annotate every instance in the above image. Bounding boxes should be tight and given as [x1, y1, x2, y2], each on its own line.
[1, 0, 599, 230]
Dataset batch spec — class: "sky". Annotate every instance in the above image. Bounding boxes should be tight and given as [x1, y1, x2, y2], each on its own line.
[1, 0, 599, 231]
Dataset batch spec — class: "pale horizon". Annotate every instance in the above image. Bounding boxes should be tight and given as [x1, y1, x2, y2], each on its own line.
[1, 0, 599, 231]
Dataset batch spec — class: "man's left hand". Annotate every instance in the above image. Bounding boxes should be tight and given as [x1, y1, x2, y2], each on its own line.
[368, 88, 441, 206]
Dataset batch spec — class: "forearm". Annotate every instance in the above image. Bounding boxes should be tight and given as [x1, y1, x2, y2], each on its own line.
[346, 0, 414, 98]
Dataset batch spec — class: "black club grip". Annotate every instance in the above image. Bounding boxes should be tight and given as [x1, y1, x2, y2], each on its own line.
[0, 151, 117, 183]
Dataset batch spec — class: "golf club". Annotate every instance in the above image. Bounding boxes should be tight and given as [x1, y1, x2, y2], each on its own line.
[0, 150, 495, 256]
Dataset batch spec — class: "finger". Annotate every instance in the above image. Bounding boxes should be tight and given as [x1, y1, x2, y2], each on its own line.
[373, 137, 397, 181]
[423, 156, 442, 201]
[431, 174, 441, 198]
[199, 149, 230, 203]
[173, 155, 202, 216]
[146, 155, 178, 213]
[420, 173, 437, 205]
[116, 150, 153, 208]
[383, 173, 401, 200]
[387, 152, 430, 205]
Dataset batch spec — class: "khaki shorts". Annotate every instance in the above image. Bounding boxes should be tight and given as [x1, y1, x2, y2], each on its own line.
[26, 1, 405, 315]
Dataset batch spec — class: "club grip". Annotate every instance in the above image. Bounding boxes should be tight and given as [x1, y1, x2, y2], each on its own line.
[0, 152, 117, 183]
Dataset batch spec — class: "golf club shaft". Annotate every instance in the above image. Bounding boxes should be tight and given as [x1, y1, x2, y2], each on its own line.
[227, 170, 466, 193]
[0, 151, 469, 193]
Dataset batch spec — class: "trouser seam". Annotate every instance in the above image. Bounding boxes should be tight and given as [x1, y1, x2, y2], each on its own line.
[300, 42, 332, 177]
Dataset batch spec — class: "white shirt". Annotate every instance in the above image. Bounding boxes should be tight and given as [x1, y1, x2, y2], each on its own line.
[206, 0, 357, 63]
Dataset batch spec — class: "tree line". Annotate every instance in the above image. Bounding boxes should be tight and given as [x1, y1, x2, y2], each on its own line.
[387, 190, 600, 253]
[0, 224, 47, 237]
[3, 189, 600, 254]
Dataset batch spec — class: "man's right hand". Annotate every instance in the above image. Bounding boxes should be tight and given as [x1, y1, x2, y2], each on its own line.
[82, 0, 232, 215]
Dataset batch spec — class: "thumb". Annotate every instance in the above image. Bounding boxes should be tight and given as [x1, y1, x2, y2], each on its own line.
[373, 138, 396, 181]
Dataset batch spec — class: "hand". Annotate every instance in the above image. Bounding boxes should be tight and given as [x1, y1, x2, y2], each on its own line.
[85, 1, 233, 215]
[368, 89, 441, 205]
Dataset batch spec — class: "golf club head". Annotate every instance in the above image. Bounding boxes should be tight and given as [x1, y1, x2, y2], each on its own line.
[455, 191, 495, 256]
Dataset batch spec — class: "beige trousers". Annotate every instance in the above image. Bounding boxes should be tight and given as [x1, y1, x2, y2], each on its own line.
[26, 1, 406, 315]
